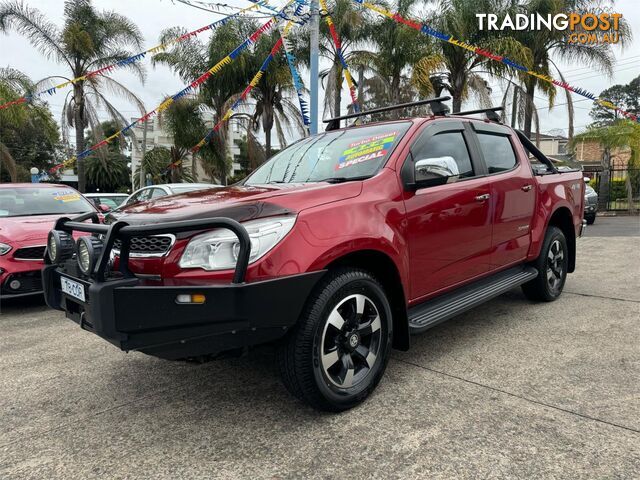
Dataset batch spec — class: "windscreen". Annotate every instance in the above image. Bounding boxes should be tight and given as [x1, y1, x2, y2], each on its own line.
[245, 122, 411, 185]
[0, 187, 95, 217]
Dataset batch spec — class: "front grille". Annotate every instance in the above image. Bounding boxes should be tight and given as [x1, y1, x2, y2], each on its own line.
[14, 245, 46, 260]
[113, 235, 174, 256]
[586, 195, 598, 206]
[2, 271, 43, 295]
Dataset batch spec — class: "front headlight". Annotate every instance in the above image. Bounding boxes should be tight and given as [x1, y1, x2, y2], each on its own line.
[179, 215, 297, 271]
[0, 243, 11, 256]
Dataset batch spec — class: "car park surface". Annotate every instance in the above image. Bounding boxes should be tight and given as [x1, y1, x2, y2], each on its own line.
[0, 217, 638, 479]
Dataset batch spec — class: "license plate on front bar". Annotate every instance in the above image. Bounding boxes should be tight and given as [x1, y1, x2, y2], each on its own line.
[60, 276, 86, 302]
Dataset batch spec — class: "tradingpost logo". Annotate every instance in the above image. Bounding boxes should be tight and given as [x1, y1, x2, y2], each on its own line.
[476, 10, 623, 45]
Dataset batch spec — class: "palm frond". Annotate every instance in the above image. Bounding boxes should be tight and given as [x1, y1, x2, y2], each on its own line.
[0, 0, 70, 67]
[95, 75, 146, 115]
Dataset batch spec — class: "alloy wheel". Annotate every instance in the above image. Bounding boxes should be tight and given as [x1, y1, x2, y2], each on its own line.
[546, 239, 564, 293]
[320, 294, 382, 389]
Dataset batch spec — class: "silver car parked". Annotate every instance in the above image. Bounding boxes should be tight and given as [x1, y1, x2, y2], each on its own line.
[584, 178, 598, 225]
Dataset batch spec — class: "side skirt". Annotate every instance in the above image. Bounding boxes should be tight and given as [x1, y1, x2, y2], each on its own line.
[408, 265, 538, 334]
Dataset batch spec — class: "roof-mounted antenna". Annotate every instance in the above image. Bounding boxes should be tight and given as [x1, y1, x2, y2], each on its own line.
[430, 101, 450, 116]
[323, 96, 452, 131]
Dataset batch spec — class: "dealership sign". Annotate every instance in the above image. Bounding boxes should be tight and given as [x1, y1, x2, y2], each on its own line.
[476, 12, 623, 44]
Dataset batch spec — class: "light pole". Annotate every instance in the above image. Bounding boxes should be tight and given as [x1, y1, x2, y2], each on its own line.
[309, 0, 320, 135]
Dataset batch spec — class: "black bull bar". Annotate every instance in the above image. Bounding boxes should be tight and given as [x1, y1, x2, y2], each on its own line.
[42, 212, 325, 360]
[47, 211, 251, 283]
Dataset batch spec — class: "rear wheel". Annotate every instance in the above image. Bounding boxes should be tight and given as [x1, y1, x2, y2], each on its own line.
[277, 268, 392, 411]
[522, 226, 568, 302]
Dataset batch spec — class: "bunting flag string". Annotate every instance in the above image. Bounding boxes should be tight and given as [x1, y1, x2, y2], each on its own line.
[247, 0, 309, 23]
[0, 1, 269, 111]
[352, 0, 638, 123]
[320, 0, 360, 113]
[280, 17, 311, 130]
[178, 0, 310, 25]
[48, 3, 295, 175]
[165, 35, 286, 174]
[180, 8, 311, 169]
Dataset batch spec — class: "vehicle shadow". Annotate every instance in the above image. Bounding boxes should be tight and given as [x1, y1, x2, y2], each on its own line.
[0, 295, 48, 314]
[95, 288, 531, 420]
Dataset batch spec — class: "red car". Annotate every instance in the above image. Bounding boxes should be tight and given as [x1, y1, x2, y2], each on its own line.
[43, 100, 585, 411]
[0, 184, 97, 299]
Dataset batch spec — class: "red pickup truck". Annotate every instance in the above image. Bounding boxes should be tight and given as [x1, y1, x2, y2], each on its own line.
[43, 100, 585, 411]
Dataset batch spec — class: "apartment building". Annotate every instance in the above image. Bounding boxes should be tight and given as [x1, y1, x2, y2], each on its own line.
[129, 114, 245, 185]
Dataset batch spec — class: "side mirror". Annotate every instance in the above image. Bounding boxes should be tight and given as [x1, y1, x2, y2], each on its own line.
[97, 203, 111, 213]
[584, 176, 591, 184]
[414, 156, 460, 188]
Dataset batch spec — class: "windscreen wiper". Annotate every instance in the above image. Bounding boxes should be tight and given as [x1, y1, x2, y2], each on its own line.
[317, 175, 371, 184]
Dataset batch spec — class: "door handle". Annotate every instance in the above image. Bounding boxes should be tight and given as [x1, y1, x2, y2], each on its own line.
[521, 184, 533, 192]
[475, 193, 490, 202]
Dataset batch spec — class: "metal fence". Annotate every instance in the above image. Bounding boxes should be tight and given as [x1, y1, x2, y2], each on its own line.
[590, 159, 640, 212]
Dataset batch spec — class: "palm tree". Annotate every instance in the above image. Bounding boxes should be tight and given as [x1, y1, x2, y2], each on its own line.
[293, 0, 369, 117]
[356, 0, 434, 116]
[411, 0, 531, 113]
[0, 67, 60, 182]
[249, 30, 306, 157]
[320, 0, 370, 117]
[152, 19, 256, 181]
[0, 67, 32, 181]
[510, 0, 630, 140]
[0, 0, 146, 192]
[84, 120, 130, 191]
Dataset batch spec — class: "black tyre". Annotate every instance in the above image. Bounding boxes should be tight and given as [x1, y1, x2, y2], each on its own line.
[277, 268, 393, 411]
[522, 226, 568, 302]
[585, 214, 596, 225]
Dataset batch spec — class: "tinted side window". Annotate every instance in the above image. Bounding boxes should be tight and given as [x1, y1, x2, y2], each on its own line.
[128, 188, 151, 205]
[150, 188, 166, 198]
[99, 197, 120, 210]
[477, 133, 518, 173]
[412, 131, 474, 180]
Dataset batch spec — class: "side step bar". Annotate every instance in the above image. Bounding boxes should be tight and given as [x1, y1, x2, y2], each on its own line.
[408, 266, 538, 334]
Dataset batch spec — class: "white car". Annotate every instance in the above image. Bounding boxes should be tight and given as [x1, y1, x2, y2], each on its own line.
[122, 183, 220, 207]
[84, 193, 130, 212]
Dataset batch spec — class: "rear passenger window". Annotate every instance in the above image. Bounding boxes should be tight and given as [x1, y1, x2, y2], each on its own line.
[412, 131, 474, 179]
[477, 133, 518, 173]
[150, 188, 166, 198]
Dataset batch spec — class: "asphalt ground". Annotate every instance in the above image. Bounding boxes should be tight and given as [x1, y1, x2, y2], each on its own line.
[0, 216, 638, 479]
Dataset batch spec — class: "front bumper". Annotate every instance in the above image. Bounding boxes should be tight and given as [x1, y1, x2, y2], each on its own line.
[1, 270, 43, 299]
[43, 213, 324, 359]
[0, 256, 46, 299]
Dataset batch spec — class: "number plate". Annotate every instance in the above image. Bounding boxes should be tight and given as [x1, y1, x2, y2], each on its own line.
[60, 276, 86, 302]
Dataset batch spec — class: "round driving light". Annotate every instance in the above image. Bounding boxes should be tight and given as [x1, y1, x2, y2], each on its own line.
[76, 236, 104, 275]
[47, 230, 75, 263]
[9, 279, 21, 290]
[47, 234, 57, 261]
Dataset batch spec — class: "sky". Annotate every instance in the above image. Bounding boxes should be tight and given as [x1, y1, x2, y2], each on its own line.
[1, 0, 639, 147]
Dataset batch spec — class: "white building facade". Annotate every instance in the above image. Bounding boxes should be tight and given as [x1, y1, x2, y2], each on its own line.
[129, 115, 245, 187]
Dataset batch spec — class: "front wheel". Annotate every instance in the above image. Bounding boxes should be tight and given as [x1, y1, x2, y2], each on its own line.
[585, 213, 596, 225]
[522, 226, 568, 302]
[277, 268, 393, 411]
